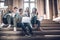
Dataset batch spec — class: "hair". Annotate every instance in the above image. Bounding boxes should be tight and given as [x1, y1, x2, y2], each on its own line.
[8, 11, 12, 13]
[14, 7, 18, 9]
[19, 8, 23, 12]
[33, 8, 37, 11]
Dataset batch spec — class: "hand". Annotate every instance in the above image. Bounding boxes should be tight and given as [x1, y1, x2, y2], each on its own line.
[8, 14, 12, 16]
[12, 13, 15, 17]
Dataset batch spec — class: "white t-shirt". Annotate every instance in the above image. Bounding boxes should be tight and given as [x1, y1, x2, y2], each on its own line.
[8, 13, 16, 17]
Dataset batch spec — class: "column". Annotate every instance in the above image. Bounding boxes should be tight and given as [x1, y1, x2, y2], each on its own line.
[37, 0, 44, 18]
[13, 0, 19, 8]
[46, 0, 53, 20]
[18, 0, 23, 8]
[49, 0, 53, 20]
[54, 0, 58, 18]
[46, 0, 50, 19]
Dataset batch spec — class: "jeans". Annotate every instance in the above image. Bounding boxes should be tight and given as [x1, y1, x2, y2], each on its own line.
[7, 15, 13, 25]
[31, 16, 40, 29]
[2, 15, 13, 25]
[2, 17, 8, 24]
[23, 23, 33, 35]
[17, 23, 29, 35]
[6, 15, 18, 27]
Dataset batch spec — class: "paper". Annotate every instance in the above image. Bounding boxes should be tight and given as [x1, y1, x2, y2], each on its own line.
[22, 17, 31, 23]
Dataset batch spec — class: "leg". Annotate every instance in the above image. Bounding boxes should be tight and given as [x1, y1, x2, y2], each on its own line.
[31, 16, 37, 27]
[0, 17, 7, 28]
[27, 23, 33, 35]
[7, 15, 11, 28]
[36, 20, 40, 29]
[19, 23, 29, 35]
[36, 20, 43, 31]
[13, 17, 17, 31]
[24, 23, 33, 35]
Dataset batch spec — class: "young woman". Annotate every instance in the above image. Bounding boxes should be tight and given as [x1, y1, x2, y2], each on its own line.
[31, 8, 40, 30]
[24, 7, 30, 17]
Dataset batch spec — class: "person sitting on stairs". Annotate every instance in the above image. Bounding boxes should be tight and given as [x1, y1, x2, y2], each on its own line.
[0, 10, 13, 28]
[22, 7, 33, 36]
[17, 8, 33, 37]
[31, 8, 40, 30]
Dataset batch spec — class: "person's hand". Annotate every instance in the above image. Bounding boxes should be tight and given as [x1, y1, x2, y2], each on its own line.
[8, 14, 12, 16]
[12, 13, 15, 17]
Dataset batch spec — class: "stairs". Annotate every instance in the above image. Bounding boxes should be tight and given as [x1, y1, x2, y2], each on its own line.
[0, 19, 60, 40]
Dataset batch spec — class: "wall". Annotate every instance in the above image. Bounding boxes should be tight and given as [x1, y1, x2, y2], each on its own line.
[36, 0, 44, 18]
[57, 0, 60, 17]
[13, 0, 23, 9]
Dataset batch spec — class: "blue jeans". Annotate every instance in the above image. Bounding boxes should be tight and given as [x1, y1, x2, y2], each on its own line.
[2, 17, 8, 24]
[2, 15, 13, 25]
[17, 23, 29, 35]
[31, 16, 40, 29]
[23, 23, 33, 35]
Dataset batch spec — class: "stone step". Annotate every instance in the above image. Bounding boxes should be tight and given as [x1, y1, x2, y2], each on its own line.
[0, 28, 41, 31]
[41, 19, 59, 24]
[1, 23, 60, 28]
[41, 24, 60, 27]
[0, 35, 60, 40]
[0, 27, 60, 31]
[42, 27, 60, 30]
[0, 30, 60, 35]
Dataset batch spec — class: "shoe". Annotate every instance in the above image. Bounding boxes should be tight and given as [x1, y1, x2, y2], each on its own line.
[14, 27, 17, 31]
[24, 35, 31, 37]
[7, 25, 11, 28]
[0, 23, 5, 28]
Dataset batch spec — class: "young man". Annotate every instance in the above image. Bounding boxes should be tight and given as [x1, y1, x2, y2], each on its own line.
[22, 7, 33, 36]
[17, 8, 33, 36]
[0, 10, 12, 28]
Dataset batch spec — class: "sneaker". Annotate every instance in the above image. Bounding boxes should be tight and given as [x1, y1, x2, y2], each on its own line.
[0, 23, 5, 28]
[40, 27, 43, 31]
[7, 24, 11, 28]
[24, 35, 31, 37]
[14, 27, 17, 31]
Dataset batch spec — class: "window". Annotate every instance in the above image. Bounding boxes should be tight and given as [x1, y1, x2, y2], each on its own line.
[30, 0, 35, 1]
[24, 3, 29, 10]
[24, 0, 29, 1]
[0, 2, 4, 7]
[24, 0, 36, 12]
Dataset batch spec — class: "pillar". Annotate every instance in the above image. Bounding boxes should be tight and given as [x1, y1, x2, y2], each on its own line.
[53, 0, 58, 18]
[13, 0, 19, 8]
[46, 0, 50, 19]
[49, 0, 53, 20]
[46, 0, 53, 20]
[37, 0, 44, 18]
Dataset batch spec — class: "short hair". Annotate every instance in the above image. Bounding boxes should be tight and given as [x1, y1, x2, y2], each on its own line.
[14, 7, 18, 9]
[19, 8, 23, 12]
[8, 11, 12, 13]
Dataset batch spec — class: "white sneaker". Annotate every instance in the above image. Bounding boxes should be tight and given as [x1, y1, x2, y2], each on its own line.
[14, 27, 17, 31]
[40, 27, 43, 31]
[25, 35, 31, 37]
[7, 25, 11, 28]
[0, 23, 5, 28]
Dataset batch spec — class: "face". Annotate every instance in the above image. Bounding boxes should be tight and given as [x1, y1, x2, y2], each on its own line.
[14, 8, 18, 13]
[32, 8, 36, 13]
[26, 7, 29, 12]
[15, 9, 18, 12]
